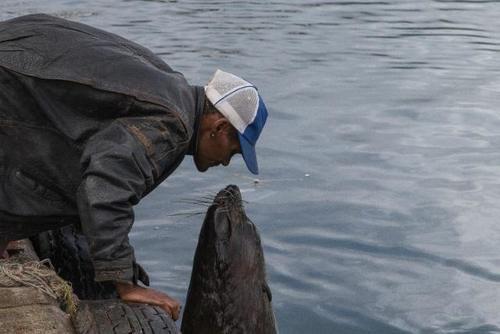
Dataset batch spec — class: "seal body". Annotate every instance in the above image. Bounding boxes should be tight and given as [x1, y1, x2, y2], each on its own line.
[181, 185, 277, 334]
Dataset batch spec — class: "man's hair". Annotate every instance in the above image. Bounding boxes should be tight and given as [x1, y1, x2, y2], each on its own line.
[203, 97, 239, 138]
[203, 98, 219, 115]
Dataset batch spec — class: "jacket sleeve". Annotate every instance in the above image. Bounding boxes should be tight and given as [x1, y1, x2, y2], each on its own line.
[76, 115, 189, 282]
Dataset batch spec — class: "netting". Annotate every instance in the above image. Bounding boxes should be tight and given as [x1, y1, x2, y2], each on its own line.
[224, 87, 259, 125]
[209, 70, 249, 99]
[205, 69, 261, 133]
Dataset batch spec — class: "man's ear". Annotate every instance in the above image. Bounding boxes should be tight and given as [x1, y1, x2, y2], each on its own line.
[214, 117, 231, 134]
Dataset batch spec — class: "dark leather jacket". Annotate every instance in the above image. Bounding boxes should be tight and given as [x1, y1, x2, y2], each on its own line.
[0, 14, 204, 282]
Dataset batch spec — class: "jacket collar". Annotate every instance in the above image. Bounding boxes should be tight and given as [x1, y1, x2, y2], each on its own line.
[187, 85, 205, 156]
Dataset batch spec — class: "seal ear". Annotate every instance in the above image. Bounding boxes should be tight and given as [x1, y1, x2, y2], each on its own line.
[262, 282, 272, 302]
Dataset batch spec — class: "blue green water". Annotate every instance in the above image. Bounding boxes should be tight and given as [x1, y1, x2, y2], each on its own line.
[3, 1, 500, 332]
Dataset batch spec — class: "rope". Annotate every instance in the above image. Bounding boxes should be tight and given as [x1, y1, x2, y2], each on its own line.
[0, 257, 78, 316]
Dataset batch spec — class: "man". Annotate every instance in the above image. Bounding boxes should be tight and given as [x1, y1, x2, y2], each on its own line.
[0, 14, 268, 320]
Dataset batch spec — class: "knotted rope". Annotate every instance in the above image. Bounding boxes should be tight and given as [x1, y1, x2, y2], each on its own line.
[0, 256, 77, 316]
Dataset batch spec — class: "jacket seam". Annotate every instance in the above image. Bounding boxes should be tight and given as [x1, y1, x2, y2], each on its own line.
[0, 65, 182, 115]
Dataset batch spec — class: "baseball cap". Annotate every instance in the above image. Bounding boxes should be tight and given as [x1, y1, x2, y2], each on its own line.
[205, 69, 268, 175]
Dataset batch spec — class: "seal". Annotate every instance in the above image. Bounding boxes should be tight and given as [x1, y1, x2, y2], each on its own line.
[181, 185, 278, 334]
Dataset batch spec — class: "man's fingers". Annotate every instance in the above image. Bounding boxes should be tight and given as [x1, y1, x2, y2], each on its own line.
[159, 292, 181, 320]
[166, 301, 181, 321]
[161, 302, 180, 321]
[114, 282, 181, 320]
[173, 303, 181, 320]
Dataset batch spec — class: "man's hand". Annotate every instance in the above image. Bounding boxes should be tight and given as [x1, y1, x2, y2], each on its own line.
[114, 281, 181, 320]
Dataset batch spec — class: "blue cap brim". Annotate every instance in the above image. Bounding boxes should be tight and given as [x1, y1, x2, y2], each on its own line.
[238, 132, 259, 175]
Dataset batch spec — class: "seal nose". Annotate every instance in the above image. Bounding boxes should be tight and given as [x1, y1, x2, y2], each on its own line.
[224, 184, 241, 198]
[214, 185, 243, 211]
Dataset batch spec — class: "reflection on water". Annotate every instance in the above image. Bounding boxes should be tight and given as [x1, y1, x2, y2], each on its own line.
[3, 1, 500, 333]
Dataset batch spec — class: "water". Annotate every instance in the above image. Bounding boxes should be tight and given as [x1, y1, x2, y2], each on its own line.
[2, 1, 500, 333]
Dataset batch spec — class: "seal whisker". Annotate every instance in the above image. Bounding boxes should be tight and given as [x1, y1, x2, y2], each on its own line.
[175, 199, 214, 208]
[176, 198, 213, 204]
[167, 211, 206, 217]
[177, 191, 218, 204]
[201, 194, 216, 200]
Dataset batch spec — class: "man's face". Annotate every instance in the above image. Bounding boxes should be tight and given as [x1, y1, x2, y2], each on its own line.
[194, 114, 242, 172]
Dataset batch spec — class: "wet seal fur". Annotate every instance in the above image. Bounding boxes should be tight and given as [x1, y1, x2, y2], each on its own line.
[181, 185, 278, 334]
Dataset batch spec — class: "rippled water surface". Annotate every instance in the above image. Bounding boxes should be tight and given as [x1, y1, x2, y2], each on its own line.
[3, 1, 500, 333]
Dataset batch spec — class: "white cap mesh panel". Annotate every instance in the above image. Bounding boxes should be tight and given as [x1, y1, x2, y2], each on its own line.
[214, 100, 246, 132]
[209, 70, 249, 101]
[205, 69, 260, 133]
[224, 87, 259, 126]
